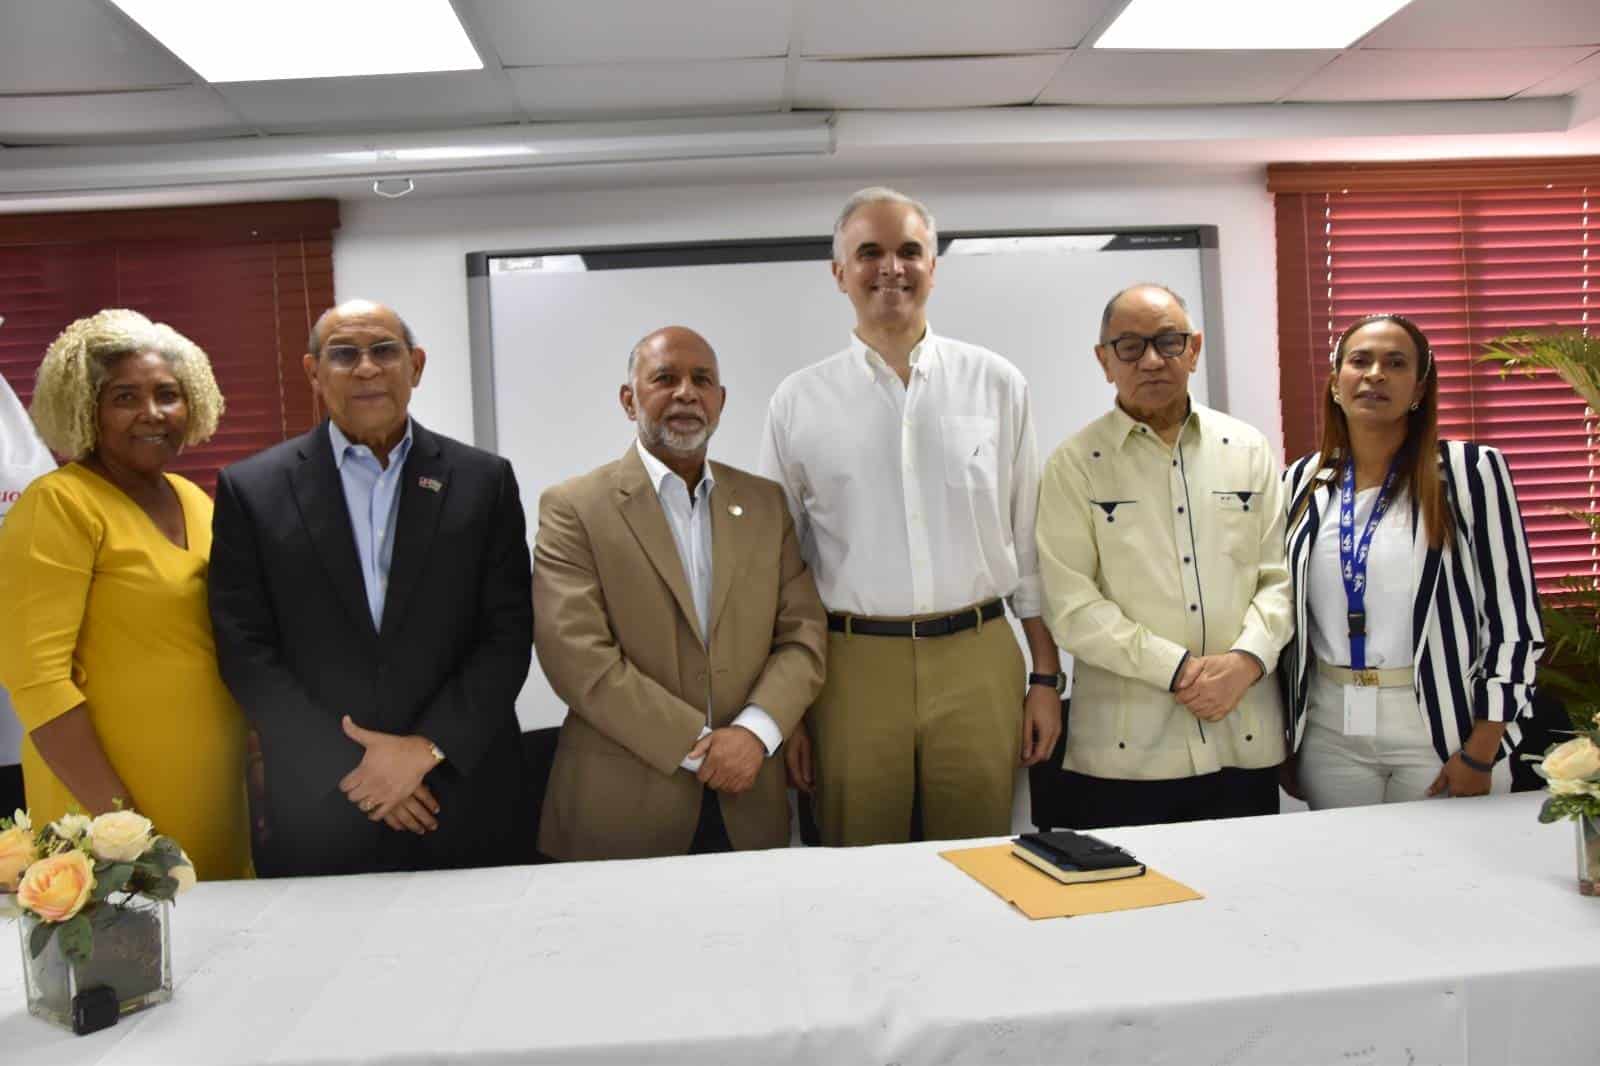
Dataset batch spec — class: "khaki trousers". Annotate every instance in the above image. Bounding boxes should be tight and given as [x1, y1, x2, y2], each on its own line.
[807, 611, 1025, 846]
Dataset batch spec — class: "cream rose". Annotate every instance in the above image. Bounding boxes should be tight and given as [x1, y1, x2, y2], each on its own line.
[51, 812, 90, 842]
[170, 851, 196, 895]
[86, 810, 154, 862]
[1542, 737, 1600, 783]
[0, 825, 36, 891]
[16, 851, 94, 922]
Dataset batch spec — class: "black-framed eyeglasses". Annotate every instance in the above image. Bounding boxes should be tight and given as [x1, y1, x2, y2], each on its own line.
[322, 341, 408, 370]
[1102, 332, 1191, 363]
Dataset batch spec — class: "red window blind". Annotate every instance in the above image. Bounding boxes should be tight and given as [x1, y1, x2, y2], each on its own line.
[0, 200, 339, 495]
[1271, 159, 1599, 595]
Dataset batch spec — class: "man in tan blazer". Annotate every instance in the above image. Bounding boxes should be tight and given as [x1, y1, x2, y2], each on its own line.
[534, 325, 827, 860]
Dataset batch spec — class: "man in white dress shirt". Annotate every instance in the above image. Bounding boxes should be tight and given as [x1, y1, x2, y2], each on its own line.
[759, 187, 1062, 846]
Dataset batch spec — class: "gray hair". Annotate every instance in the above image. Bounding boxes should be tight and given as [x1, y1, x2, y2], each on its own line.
[306, 300, 417, 356]
[1099, 284, 1191, 341]
[30, 309, 225, 459]
[831, 186, 939, 263]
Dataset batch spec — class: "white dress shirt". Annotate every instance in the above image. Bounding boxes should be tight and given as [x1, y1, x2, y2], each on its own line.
[1308, 486, 1415, 670]
[758, 330, 1043, 618]
[633, 441, 780, 771]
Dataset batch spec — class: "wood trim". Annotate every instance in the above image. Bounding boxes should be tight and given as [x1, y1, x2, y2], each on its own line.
[0, 199, 340, 246]
[1266, 157, 1600, 194]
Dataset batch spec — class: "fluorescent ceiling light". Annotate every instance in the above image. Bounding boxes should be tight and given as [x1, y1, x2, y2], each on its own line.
[1094, 0, 1413, 50]
[108, 0, 481, 82]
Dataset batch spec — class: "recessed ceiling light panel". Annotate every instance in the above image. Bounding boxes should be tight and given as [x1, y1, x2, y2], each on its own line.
[1094, 0, 1414, 50]
[109, 0, 483, 82]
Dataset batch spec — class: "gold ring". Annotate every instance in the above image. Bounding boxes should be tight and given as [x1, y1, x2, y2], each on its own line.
[362, 800, 375, 812]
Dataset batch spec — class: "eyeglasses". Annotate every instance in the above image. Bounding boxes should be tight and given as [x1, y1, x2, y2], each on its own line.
[1102, 332, 1192, 363]
[322, 341, 408, 370]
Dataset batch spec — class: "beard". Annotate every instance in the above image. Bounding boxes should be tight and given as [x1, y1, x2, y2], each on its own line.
[637, 407, 715, 455]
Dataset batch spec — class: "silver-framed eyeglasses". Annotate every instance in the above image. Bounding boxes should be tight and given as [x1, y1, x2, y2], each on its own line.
[322, 341, 408, 370]
[1102, 332, 1192, 363]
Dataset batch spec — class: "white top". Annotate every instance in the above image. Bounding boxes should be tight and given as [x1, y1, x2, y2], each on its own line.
[633, 440, 780, 769]
[1307, 485, 1415, 670]
[1035, 402, 1292, 779]
[0, 369, 56, 766]
[758, 330, 1042, 618]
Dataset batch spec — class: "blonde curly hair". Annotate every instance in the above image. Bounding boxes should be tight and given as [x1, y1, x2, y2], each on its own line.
[30, 309, 225, 459]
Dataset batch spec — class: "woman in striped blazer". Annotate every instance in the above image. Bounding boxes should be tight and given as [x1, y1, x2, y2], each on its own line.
[1281, 313, 1542, 808]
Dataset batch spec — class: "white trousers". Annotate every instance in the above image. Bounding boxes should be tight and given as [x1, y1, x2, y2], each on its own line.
[1299, 669, 1509, 810]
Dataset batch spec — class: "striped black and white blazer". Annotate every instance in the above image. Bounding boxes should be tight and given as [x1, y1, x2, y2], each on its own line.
[1280, 441, 1544, 764]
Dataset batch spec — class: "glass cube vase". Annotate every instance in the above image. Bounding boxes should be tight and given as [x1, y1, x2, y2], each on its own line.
[18, 898, 171, 1031]
[1579, 814, 1600, 897]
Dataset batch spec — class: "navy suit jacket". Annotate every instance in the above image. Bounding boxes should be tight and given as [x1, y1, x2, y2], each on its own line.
[209, 419, 532, 875]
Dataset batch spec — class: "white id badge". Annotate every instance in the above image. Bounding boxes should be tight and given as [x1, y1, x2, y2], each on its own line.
[1343, 684, 1378, 737]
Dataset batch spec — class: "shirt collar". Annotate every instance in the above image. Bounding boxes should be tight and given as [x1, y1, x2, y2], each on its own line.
[1107, 397, 1199, 450]
[850, 326, 938, 381]
[330, 418, 413, 470]
[634, 438, 714, 500]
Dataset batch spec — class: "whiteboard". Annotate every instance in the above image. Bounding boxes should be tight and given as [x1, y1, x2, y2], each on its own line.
[467, 228, 1226, 736]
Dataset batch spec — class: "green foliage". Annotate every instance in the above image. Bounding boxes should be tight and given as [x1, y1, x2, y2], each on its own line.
[1481, 329, 1600, 732]
[28, 918, 54, 959]
[90, 862, 134, 902]
[1481, 328, 1600, 411]
[1539, 792, 1600, 823]
[56, 914, 92, 963]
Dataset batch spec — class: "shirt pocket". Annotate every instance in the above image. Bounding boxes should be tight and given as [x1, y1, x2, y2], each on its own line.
[1212, 490, 1260, 562]
[940, 415, 999, 492]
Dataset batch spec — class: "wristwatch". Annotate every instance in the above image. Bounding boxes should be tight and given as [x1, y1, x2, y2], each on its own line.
[1028, 671, 1067, 695]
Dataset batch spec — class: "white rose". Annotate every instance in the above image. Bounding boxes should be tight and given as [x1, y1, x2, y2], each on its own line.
[11, 809, 30, 831]
[1542, 738, 1600, 783]
[51, 813, 91, 842]
[170, 851, 196, 895]
[86, 810, 154, 862]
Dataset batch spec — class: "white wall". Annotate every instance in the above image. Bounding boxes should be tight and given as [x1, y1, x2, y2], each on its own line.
[333, 168, 1284, 457]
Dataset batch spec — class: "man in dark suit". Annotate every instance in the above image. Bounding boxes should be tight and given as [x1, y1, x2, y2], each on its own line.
[209, 299, 532, 876]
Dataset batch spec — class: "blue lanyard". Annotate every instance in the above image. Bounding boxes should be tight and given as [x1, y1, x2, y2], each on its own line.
[1338, 458, 1401, 671]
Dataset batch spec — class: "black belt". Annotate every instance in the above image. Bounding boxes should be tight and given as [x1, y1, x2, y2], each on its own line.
[826, 599, 1005, 638]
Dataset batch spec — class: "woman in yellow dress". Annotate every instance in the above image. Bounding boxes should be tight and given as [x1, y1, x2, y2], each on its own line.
[0, 309, 250, 880]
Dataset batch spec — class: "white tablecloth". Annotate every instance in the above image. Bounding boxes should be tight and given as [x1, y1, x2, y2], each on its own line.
[2, 793, 1593, 1064]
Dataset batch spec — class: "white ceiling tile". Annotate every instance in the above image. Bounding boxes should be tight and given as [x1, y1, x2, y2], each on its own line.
[795, 0, 1112, 58]
[0, 87, 242, 144]
[793, 55, 1065, 109]
[462, 0, 790, 65]
[1038, 50, 1336, 106]
[1516, 49, 1600, 98]
[1359, 0, 1600, 49]
[0, 0, 193, 94]
[218, 72, 519, 132]
[1286, 47, 1598, 102]
[507, 60, 784, 120]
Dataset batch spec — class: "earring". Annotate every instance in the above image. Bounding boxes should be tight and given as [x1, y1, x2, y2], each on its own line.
[1331, 393, 1341, 406]
[1409, 401, 1420, 411]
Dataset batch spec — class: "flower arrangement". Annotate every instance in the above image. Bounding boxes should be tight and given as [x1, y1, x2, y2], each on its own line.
[0, 808, 194, 963]
[1529, 714, 1600, 825]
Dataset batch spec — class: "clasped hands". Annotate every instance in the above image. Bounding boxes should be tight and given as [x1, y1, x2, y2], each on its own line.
[1173, 651, 1262, 721]
[338, 716, 442, 835]
[688, 725, 765, 794]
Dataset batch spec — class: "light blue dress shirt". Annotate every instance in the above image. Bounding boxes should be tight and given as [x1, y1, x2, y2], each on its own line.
[330, 419, 414, 629]
[633, 440, 781, 771]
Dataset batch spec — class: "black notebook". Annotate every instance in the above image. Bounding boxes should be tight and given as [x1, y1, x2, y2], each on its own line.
[1011, 830, 1146, 885]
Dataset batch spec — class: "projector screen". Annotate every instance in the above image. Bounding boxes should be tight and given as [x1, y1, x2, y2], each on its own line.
[467, 227, 1228, 830]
